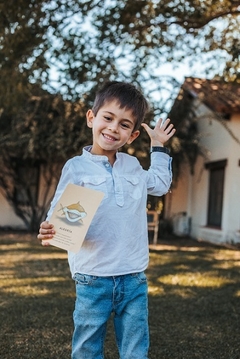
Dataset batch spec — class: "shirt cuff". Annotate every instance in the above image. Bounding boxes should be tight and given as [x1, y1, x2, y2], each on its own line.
[150, 146, 170, 155]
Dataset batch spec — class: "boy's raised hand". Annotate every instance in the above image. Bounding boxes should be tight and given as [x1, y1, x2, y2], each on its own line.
[141, 118, 175, 146]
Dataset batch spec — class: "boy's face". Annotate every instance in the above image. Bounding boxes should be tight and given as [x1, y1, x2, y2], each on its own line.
[86, 100, 140, 159]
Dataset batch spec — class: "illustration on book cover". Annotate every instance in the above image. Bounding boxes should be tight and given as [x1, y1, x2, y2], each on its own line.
[46, 183, 104, 252]
[58, 201, 87, 223]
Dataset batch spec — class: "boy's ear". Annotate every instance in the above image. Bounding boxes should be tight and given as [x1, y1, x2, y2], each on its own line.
[86, 109, 94, 128]
[127, 130, 140, 144]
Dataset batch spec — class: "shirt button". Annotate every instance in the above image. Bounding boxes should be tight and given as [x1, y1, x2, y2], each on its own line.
[105, 163, 110, 167]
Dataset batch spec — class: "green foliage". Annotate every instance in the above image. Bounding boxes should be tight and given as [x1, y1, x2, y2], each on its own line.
[0, 1, 48, 114]
[1, 93, 90, 160]
[49, 0, 240, 98]
[1, 0, 239, 159]
[168, 89, 205, 181]
[0, 91, 92, 231]
[1, 0, 239, 112]
[0, 0, 239, 229]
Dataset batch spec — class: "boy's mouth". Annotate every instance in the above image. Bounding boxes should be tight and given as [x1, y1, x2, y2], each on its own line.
[102, 133, 117, 142]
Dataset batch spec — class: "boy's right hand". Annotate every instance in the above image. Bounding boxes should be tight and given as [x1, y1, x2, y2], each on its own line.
[37, 221, 55, 246]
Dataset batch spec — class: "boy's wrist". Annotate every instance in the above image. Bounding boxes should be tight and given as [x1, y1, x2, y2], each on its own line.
[151, 140, 163, 147]
[150, 146, 170, 155]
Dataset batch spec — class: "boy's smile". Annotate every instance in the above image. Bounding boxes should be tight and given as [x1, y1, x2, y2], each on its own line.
[86, 100, 140, 163]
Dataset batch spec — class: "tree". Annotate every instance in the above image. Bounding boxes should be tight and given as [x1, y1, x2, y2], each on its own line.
[1, 1, 239, 112]
[0, 0, 239, 229]
[0, 91, 90, 231]
[41, 0, 240, 113]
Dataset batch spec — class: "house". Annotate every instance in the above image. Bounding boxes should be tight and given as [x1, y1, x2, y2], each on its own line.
[165, 77, 240, 245]
[1, 78, 240, 242]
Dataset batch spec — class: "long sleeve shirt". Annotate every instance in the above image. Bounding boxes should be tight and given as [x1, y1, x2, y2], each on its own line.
[46, 146, 172, 277]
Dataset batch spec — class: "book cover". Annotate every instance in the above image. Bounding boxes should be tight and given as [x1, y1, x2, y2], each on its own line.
[43, 183, 104, 252]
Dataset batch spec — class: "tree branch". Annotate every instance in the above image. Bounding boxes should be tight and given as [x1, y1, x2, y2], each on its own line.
[170, 9, 240, 30]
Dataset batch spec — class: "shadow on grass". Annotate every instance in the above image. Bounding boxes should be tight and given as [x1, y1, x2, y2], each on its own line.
[147, 238, 240, 359]
[0, 233, 240, 359]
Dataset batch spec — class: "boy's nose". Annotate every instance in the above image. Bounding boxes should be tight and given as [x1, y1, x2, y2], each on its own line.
[108, 121, 118, 132]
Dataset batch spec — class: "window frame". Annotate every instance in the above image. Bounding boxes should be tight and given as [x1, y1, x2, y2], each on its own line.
[205, 159, 227, 229]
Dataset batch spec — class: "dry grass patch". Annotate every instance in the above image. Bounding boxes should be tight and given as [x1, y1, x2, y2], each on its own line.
[1, 233, 240, 358]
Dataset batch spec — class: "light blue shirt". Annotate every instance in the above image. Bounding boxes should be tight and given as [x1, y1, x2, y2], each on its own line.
[47, 146, 172, 277]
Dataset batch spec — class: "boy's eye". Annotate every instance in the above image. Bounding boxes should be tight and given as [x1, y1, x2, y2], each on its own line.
[121, 123, 130, 129]
[104, 116, 111, 121]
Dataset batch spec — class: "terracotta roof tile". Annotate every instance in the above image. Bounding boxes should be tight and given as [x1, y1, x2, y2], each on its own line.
[182, 77, 240, 114]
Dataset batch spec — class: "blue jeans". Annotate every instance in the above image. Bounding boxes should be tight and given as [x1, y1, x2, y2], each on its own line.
[71, 272, 149, 359]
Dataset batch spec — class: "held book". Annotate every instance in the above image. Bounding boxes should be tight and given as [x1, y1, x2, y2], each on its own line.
[43, 183, 104, 252]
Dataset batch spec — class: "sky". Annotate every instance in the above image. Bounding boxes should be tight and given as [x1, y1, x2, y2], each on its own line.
[45, 4, 232, 121]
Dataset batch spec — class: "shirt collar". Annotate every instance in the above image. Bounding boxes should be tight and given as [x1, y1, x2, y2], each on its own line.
[83, 145, 119, 163]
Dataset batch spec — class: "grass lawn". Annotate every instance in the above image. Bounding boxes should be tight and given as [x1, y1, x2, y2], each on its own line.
[0, 232, 240, 359]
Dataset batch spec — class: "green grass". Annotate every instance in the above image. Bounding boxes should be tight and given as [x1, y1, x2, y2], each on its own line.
[1, 232, 240, 358]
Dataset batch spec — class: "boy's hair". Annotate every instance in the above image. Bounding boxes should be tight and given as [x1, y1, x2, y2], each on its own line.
[92, 81, 149, 131]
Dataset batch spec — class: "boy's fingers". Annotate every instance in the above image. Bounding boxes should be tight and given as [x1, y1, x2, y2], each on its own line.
[165, 124, 174, 134]
[40, 221, 52, 229]
[41, 241, 50, 246]
[40, 228, 55, 234]
[167, 127, 176, 138]
[141, 123, 150, 131]
[157, 118, 168, 128]
[37, 225, 55, 244]
[141, 123, 154, 137]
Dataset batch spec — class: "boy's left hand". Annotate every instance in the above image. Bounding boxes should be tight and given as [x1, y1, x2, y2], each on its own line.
[141, 118, 176, 147]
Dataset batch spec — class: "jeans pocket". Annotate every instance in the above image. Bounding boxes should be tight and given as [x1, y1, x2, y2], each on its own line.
[73, 273, 97, 285]
[131, 271, 147, 284]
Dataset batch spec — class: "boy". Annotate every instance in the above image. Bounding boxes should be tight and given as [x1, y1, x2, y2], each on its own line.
[38, 81, 175, 359]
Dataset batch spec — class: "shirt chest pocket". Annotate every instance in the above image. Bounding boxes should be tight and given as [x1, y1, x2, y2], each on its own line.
[123, 175, 142, 200]
[80, 176, 108, 198]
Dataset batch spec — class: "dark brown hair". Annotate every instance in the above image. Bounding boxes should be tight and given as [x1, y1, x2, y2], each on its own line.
[92, 81, 149, 131]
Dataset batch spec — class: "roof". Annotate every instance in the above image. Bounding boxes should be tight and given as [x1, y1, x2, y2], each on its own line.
[182, 77, 240, 114]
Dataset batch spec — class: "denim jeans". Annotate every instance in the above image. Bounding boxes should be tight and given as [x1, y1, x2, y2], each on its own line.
[71, 272, 149, 359]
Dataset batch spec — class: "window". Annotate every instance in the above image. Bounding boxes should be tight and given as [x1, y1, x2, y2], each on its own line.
[205, 160, 227, 228]
[13, 159, 40, 206]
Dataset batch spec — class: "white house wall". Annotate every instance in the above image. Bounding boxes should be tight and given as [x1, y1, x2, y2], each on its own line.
[166, 162, 190, 216]
[0, 164, 59, 231]
[0, 192, 26, 229]
[168, 101, 240, 244]
[223, 113, 240, 242]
